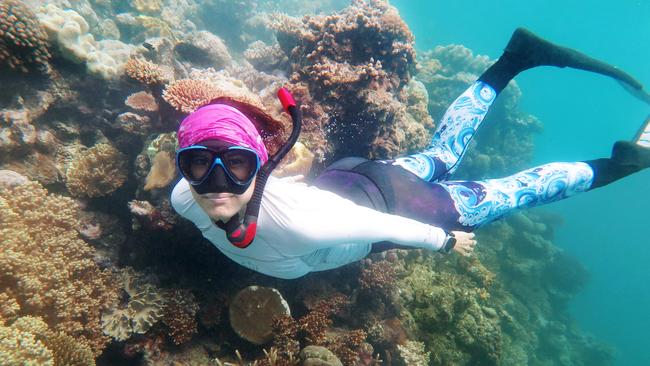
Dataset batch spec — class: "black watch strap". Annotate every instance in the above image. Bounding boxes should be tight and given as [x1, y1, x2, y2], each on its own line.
[441, 231, 457, 254]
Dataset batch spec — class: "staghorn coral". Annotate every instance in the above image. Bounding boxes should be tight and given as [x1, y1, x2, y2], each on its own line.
[161, 289, 199, 345]
[0, 178, 119, 355]
[101, 268, 165, 342]
[65, 143, 127, 198]
[0, 0, 51, 72]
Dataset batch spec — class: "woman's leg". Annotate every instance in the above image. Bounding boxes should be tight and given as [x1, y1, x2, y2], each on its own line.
[440, 123, 650, 229]
[384, 28, 647, 183]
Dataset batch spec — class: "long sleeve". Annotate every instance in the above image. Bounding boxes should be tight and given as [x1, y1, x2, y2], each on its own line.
[263, 178, 448, 252]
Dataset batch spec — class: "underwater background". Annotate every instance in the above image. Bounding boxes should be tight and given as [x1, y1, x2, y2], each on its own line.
[0, 0, 648, 365]
[392, 1, 650, 365]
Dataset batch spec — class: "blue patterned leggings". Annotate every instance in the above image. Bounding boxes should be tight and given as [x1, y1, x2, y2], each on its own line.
[382, 81, 595, 228]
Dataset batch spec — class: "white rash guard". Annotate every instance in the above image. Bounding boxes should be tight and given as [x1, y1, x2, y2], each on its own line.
[171, 176, 448, 279]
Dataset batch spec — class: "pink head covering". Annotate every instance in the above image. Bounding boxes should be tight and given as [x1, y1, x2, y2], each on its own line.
[177, 103, 269, 164]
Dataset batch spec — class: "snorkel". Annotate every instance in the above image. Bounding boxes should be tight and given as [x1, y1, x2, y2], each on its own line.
[215, 88, 301, 248]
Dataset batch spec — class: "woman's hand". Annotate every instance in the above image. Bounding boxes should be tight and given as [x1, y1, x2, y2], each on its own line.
[451, 231, 477, 256]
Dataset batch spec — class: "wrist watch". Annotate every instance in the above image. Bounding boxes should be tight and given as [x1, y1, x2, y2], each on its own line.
[441, 231, 457, 254]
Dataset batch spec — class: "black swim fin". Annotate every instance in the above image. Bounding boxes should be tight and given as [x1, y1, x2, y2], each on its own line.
[480, 27, 647, 95]
[505, 28, 644, 91]
[611, 140, 650, 170]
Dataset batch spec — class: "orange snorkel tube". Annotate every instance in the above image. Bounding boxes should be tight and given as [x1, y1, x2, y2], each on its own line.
[216, 88, 301, 248]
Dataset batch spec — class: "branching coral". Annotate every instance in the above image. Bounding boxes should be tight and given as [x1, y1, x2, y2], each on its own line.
[161, 289, 199, 345]
[162, 78, 220, 114]
[65, 143, 127, 198]
[358, 259, 397, 296]
[125, 58, 168, 87]
[0, 178, 120, 355]
[0, 0, 51, 72]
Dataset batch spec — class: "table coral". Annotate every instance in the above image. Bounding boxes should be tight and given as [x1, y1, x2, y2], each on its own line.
[0, 178, 120, 355]
[0, 0, 51, 72]
[65, 142, 127, 198]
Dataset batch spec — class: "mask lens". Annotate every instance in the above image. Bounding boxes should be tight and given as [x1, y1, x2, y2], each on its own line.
[178, 149, 215, 182]
[221, 149, 258, 182]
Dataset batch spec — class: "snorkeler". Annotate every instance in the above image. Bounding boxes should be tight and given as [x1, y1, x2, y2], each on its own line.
[171, 28, 650, 279]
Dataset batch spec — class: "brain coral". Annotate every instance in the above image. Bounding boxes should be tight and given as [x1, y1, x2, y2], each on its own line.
[0, 177, 119, 355]
[65, 143, 127, 198]
[0, 0, 51, 72]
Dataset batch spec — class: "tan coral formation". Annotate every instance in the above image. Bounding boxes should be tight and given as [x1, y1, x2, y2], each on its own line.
[101, 268, 165, 342]
[0, 0, 51, 72]
[0, 177, 119, 356]
[65, 143, 127, 198]
[125, 58, 168, 87]
[229, 286, 291, 345]
[125, 91, 159, 112]
[273, 0, 429, 160]
[37, 4, 134, 79]
[162, 289, 200, 345]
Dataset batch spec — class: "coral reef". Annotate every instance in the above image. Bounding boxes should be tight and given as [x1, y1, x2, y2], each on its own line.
[125, 91, 159, 112]
[65, 142, 127, 198]
[101, 268, 165, 342]
[0, 176, 119, 355]
[416, 44, 542, 179]
[273, 0, 429, 160]
[229, 286, 291, 345]
[0, 0, 51, 73]
[162, 78, 220, 114]
[161, 289, 199, 345]
[0, 1, 614, 365]
[37, 4, 134, 79]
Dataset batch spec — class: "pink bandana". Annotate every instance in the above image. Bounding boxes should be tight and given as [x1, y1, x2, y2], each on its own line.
[177, 104, 269, 164]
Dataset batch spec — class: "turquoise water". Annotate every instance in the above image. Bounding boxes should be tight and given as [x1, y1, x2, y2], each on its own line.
[393, 0, 650, 364]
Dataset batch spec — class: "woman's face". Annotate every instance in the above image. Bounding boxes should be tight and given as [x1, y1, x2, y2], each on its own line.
[190, 178, 255, 222]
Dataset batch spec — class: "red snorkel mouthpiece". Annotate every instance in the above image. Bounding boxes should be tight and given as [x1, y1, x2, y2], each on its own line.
[217, 88, 302, 248]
